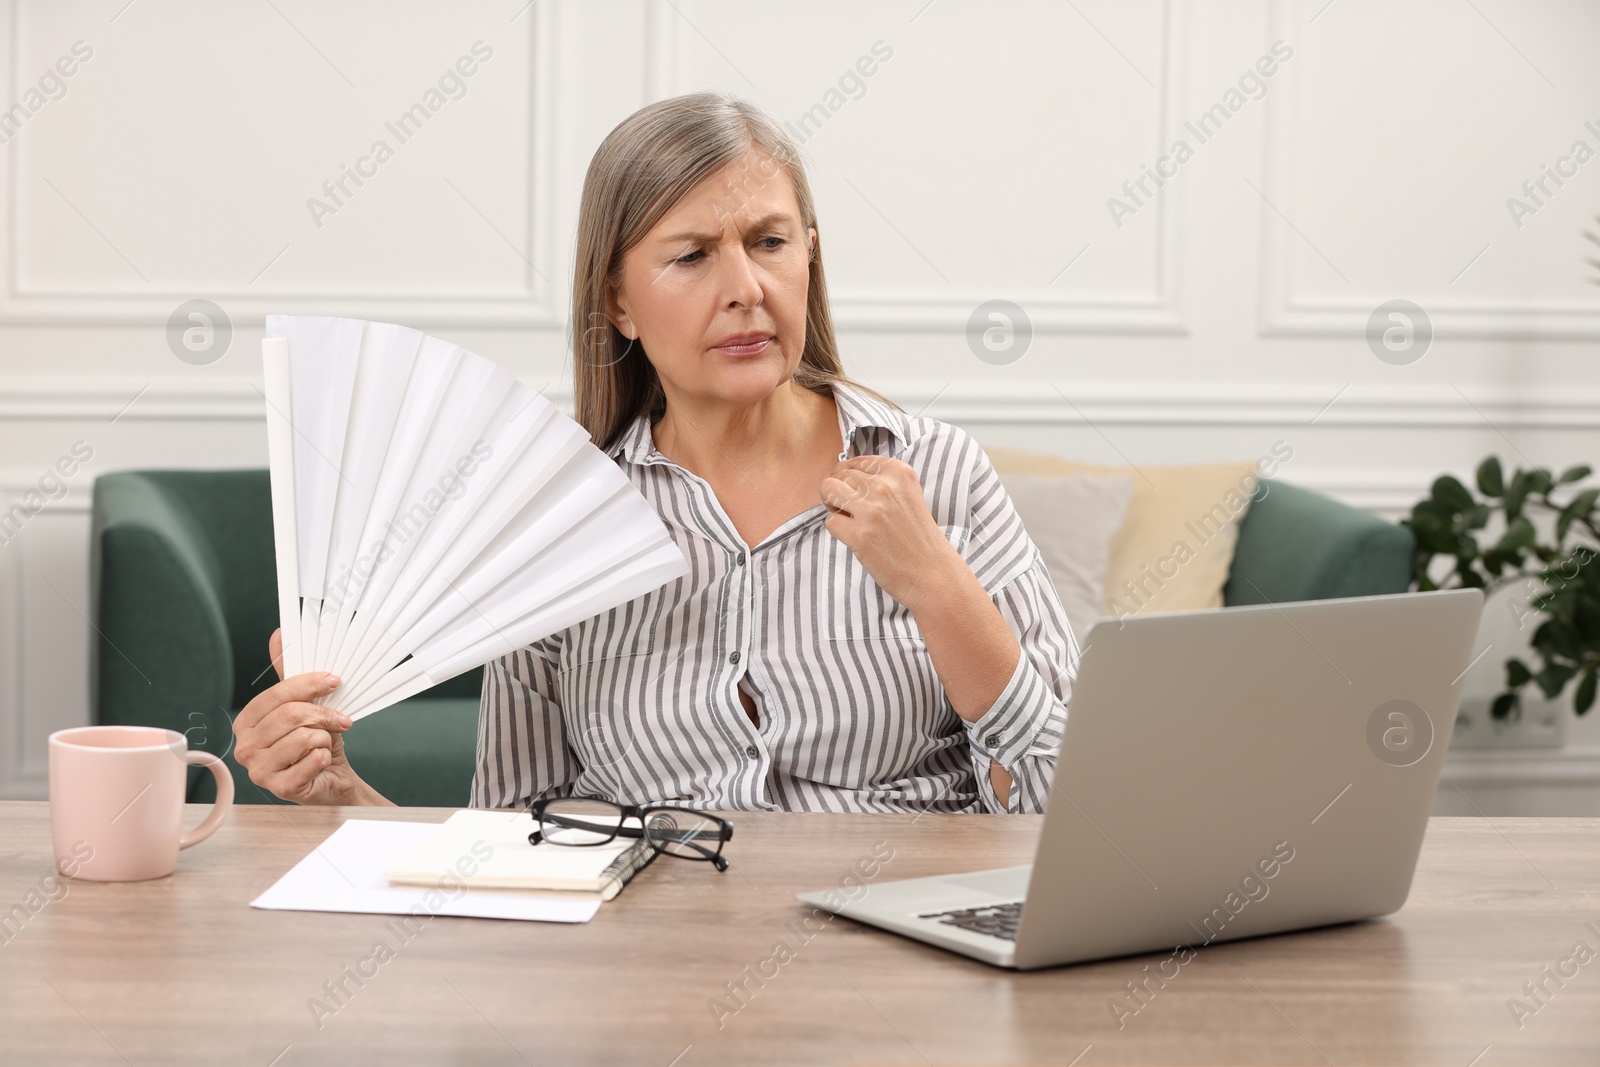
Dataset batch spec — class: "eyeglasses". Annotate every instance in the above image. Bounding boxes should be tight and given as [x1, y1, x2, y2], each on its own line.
[526, 797, 734, 872]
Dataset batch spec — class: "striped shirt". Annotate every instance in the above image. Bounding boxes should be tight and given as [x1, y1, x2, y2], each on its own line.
[470, 381, 1081, 814]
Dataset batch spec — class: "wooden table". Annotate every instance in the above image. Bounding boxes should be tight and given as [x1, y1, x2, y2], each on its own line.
[1, 803, 1596, 1066]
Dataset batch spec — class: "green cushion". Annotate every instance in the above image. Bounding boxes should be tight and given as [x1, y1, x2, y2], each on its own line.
[1226, 480, 1414, 605]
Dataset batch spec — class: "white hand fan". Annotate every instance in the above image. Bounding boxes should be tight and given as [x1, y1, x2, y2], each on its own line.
[261, 314, 689, 721]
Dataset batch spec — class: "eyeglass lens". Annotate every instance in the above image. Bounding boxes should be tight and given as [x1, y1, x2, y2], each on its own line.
[642, 810, 727, 860]
[537, 798, 627, 846]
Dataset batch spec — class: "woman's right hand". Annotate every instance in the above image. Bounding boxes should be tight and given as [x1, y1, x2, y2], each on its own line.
[232, 628, 390, 806]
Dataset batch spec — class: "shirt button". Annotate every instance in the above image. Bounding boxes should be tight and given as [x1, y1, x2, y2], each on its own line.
[744, 744, 760, 759]
[736, 550, 746, 566]
[729, 650, 741, 664]
[984, 732, 1002, 749]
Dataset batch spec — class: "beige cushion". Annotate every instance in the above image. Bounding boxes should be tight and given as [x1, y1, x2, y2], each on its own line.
[998, 473, 1135, 643]
[986, 447, 1262, 620]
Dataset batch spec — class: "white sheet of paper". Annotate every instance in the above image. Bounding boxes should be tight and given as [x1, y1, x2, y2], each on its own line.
[248, 818, 601, 923]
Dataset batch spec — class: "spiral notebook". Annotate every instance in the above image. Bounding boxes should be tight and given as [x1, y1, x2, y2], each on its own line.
[383, 809, 658, 901]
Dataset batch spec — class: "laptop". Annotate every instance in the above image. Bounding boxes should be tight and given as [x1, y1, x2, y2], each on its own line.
[797, 588, 1484, 969]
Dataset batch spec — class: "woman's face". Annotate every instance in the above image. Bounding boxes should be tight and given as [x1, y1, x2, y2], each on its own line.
[607, 149, 817, 408]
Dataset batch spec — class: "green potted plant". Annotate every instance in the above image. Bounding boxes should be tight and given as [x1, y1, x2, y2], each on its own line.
[1404, 457, 1597, 720]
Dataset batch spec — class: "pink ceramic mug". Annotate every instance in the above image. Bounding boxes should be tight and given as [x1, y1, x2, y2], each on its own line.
[48, 725, 234, 882]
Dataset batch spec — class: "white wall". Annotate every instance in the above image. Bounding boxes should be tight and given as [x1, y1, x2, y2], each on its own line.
[2, 0, 1598, 809]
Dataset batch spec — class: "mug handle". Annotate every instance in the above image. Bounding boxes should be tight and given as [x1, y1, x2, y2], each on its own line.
[179, 751, 235, 849]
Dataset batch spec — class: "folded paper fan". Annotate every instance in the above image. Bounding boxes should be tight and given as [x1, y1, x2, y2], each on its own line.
[261, 315, 689, 721]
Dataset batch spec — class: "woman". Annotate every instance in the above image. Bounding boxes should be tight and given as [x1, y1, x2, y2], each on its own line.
[233, 92, 1079, 814]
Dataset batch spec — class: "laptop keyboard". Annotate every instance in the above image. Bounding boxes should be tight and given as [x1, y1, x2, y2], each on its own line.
[917, 901, 1023, 941]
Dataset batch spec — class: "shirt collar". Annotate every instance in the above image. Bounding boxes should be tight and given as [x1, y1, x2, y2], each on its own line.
[604, 403, 657, 465]
[830, 380, 911, 458]
[604, 380, 912, 466]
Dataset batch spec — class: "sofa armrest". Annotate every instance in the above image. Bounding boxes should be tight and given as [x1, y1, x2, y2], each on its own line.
[1224, 480, 1414, 606]
[91, 473, 235, 757]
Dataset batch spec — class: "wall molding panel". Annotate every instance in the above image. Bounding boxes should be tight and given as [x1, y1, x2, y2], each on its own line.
[644, 0, 1191, 334]
[0, 0, 562, 328]
[3, 376, 1598, 429]
[1255, 0, 1600, 340]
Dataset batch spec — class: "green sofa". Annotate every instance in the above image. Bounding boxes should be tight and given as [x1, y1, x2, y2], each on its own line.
[89, 470, 482, 808]
[89, 470, 1413, 808]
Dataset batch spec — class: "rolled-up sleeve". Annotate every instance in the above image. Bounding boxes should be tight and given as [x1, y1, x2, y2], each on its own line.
[469, 635, 576, 810]
[961, 555, 1079, 813]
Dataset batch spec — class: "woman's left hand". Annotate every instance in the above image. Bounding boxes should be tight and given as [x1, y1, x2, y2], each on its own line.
[820, 455, 960, 612]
